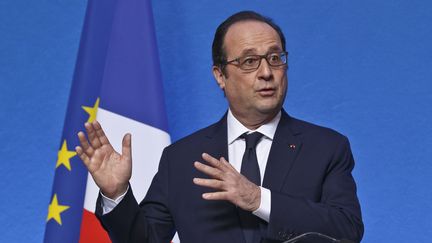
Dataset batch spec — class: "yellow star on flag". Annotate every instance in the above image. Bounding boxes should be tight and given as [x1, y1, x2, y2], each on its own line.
[82, 97, 100, 123]
[56, 140, 76, 171]
[47, 194, 70, 225]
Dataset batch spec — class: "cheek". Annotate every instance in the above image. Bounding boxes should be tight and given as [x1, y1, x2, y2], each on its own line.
[278, 74, 288, 91]
[225, 82, 254, 106]
[223, 70, 258, 100]
[226, 74, 252, 92]
[281, 79, 288, 93]
[226, 82, 247, 99]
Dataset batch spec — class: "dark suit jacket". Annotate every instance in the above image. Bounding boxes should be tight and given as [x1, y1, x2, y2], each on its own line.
[96, 110, 364, 243]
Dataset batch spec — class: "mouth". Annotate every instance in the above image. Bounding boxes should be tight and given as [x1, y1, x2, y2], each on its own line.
[257, 88, 276, 97]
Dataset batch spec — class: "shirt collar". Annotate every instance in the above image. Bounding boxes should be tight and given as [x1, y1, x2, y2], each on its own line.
[227, 109, 281, 145]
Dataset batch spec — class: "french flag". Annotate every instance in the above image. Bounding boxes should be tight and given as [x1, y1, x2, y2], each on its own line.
[44, 0, 178, 242]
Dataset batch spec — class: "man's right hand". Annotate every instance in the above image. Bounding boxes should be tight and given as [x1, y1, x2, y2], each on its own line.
[75, 121, 132, 199]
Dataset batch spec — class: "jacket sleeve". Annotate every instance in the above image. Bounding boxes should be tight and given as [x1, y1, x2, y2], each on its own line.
[263, 136, 364, 243]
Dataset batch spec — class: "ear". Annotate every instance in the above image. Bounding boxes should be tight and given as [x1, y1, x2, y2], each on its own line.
[212, 65, 226, 91]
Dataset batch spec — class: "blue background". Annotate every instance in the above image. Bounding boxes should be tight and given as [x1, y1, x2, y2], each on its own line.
[0, 0, 431, 242]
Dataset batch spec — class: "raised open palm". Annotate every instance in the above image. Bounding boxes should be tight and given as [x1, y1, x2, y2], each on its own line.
[76, 121, 131, 199]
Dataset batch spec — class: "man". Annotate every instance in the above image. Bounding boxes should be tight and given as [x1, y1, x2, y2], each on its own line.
[76, 11, 363, 243]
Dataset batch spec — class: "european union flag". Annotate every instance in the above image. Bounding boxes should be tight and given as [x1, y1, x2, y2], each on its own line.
[44, 0, 170, 242]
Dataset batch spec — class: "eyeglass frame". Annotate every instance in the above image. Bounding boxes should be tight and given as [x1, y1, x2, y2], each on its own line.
[221, 51, 288, 71]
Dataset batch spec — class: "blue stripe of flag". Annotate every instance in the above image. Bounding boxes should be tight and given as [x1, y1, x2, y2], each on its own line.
[44, 0, 169, 242]
[99, 0, 168, 132]
[44, 0, 118, 242]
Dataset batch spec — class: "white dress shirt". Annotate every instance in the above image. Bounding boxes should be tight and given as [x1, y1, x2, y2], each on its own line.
[102, 109, 281, 223]
[227, 109, 281, 222]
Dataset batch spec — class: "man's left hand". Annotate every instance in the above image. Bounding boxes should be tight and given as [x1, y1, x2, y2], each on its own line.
[193, 153, 261, 212]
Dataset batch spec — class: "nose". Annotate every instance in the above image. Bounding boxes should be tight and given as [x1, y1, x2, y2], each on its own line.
[257, 57, 273, 81]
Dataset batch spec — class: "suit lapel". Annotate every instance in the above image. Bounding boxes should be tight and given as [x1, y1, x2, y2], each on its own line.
[262, 111, 303, 191]
[203, 113, 246, 243]
[204, 113, 229, 160]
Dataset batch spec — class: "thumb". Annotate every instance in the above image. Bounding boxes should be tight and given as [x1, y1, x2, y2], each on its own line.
[122, 133, 132, 160]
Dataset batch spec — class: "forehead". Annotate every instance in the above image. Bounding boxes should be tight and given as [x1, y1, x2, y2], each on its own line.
[224, 20, 282, 57]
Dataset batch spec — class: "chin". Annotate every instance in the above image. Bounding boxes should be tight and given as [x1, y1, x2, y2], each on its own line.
[256, 104, 280, 115]
[257, 99, 282, 111]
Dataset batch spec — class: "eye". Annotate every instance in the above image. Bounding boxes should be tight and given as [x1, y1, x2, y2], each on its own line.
[241, 56, 259, 66]
[268, 53, 281, 63]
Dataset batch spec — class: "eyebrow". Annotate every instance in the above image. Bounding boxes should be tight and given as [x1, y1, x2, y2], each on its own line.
[268, 45, 283, 52]
[239, 45, 283, 56]
[240, 48, 258, 56]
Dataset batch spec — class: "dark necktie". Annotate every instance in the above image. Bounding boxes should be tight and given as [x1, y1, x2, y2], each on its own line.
[239, 132, 263, 243]
[240, 132, 263, 185]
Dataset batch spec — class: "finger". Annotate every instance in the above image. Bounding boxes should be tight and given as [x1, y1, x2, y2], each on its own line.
[93, 121, 112, 146]
[75, 146, 90, 167]
[122, 133, 132, 160]
[86, 122, 102, 148]
[83, 149, 104, 173]
[193, 178, 224, 190]
[194, 161, 223, 179]
[219, 157, 234, 170]
[202, 153, 224, 169]
[77, 131, 94, 156]
[92, 148, 105, 165]
[202, 191, 229, 201]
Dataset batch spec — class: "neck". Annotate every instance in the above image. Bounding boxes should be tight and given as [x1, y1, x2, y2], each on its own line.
[231, 109, 280, 130]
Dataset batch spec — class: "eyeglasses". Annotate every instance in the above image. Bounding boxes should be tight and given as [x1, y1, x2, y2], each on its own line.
[223, 51, 288, 71]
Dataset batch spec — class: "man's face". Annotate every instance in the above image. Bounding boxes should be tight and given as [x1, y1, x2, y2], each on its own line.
[213, 20, 287, 123]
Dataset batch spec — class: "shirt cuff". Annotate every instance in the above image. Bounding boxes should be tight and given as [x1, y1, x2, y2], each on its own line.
[100, 185, 129, 215]
[252, 186, 271, 222]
